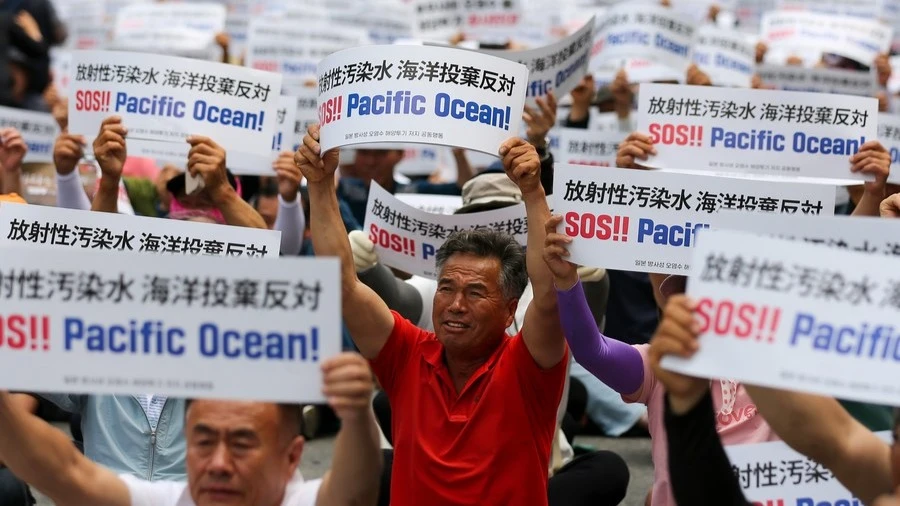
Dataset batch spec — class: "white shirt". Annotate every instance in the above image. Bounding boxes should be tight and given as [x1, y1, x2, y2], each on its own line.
[121, 474, 321, 506]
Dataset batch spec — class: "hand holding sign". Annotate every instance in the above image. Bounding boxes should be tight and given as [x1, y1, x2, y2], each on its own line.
[542, 215, 577, 290]
[0, 128, 27, 173]
[295, 124, 339, 185]
[93, 116, 127, 183]
[610, 70, 632, 118]
[648, 294, 709, 415]
[321, 352, 375, 422]
[881, 194, 900, 218]
[274, 151, 302, 203]
[53, 134, 86, 176]
[616, 132, 656, 169]
[523, 92, 557, 146]
[850, 140, 891, 197]
[186, 136, 229, 202]
[500, 138, 541, 196]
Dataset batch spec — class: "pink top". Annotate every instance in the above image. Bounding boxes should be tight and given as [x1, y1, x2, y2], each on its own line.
[624, 344, 778, 506]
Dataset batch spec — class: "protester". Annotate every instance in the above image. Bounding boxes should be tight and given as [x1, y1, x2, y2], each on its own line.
[0, 353, 382, 506]
[297, 123, 584, 505]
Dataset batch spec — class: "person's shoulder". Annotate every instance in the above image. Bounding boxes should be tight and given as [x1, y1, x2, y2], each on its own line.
[118, 474, 188, 506]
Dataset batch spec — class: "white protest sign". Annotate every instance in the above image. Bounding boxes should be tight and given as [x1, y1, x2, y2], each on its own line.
[112, 2, 226, 58]
[0, 246, 338, 403]
[557, 127, 619, 167]
[592, 56, 685, 83]
[878, 113, 900, 184]
[364, 182, 527, 278]
[463, 0, 524, 38]
[396, 193, 463, 215]
[552, 164, 835, 275]
[317, 44, 528, 155]
[480, 17, 593, 105]
[594, 3, 696, 73]
[662, 229, 900, 406]
[756, 64, 878, 97]
[692, 25, 755, 88]
[762, 10, 892, 65]
[0, 107, 60, 164]
[395, 146, 451, 176]
[50, 50, 72, 97]
[69, 50, 282, 161]
[0, 204, 281, 258]
[294, 87, 318, 151]
[246, 17, 369, 94]
[725, 433, 893, 505]
[412, 0, 464, 40]
[637, 83, 879, 183]
[272, 95, 298, 155]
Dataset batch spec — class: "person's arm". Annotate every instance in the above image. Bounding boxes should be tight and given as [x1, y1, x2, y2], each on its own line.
[274, 151, 306, 254]
[746, 386, 893, 504]
[296, 125, 395, 359]
[90, 116, 127, 214]
[0, 391, 129, 506]
[610, 69, 633, 120]
[315, 354, 382, 506]
[503, 139, 566, 368]
[850, 140, 891, 217]
[52, 133, 91, 209]
[186, 136, 266, 229]
[451, 148, 474, 189]
[566, 75, 593, 128]
[666, 391, 752, 506]
[215, 32, 230, 64]
[0, 127, 26, 195]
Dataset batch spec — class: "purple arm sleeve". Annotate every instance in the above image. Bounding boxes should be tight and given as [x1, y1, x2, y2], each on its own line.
[557, 279, 645, 394]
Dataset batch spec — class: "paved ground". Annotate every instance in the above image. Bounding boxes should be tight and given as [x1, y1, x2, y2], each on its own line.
[33, 426, 654, 506]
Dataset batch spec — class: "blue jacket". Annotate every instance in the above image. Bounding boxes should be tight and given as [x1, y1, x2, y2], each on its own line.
[40, 394, 186, 481]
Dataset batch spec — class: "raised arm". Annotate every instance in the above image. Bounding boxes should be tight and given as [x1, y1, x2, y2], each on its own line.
[0, 127, 27, 195]
[850, 140, 891, 217]
[0, 391, 129, 506]
[295, 124, 394, 359]
[542, 214, 644, 393]
[316, 353, 382, 506]
[745, 386, 893, 505]
[274, 151, 306, 254]
[186, 136, 266, 229]
[501, 138, 566, 368]
[91, 116, 127, 214]
[53, 133, 92, 210]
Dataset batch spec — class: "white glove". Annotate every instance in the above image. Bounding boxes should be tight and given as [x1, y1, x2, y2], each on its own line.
[349, 230, 378, 272]
[576, 266, 607, 283]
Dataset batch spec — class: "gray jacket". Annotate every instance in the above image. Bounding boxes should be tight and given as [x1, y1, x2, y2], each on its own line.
[39, 394, 186, 481]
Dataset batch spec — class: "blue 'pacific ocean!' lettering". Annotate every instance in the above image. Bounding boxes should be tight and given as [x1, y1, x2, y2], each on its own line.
[710, 127, 864, 155]
[65, 317, 185, 356]
[434, 92, 510, 130]
[115, 92, 266, 131]
[607, 31, 649, 46]
[637, 219, 709, 247]
[796, 498, 861, 506]
[790, 312, 900, 361]
[655, 33, 689, 57]
[198, 322, 319, 361]
[115, 92, 185, 117]
[347, 90, 427, 117]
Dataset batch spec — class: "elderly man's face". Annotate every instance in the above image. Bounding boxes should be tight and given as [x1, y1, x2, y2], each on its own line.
[350, 149, 403, 188]
[432, 253, 518, 358]
[186, 401, 303, 506]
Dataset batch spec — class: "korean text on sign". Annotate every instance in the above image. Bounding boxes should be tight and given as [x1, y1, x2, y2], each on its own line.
[664, 229, 900, 406]
[552, 164, 835, 275]
[692, 25, 755, 88]
[68, 50, 283, 159]
[0, 204, 281, 258]
[480, 16, 593, 105]
[0, 247, 340, 403]
[637, 83, 878, 183]
[316, 44, 528, 155]
[364, 183, 528, 278]
[762, 10, 892, 65]
[0, 106, 60, 164]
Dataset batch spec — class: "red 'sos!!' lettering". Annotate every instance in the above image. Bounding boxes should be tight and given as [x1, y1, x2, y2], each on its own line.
[369, 224, 416, 257]
[695, 298, 781, 343]
[74, 90, 111, 112]
[648, 123, 703, 147]
[564, 212, 629, 242]
[319, 96, 343, 126]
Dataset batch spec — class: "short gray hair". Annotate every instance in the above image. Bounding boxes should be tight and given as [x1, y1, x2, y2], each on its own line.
[435, 228, 528, 301]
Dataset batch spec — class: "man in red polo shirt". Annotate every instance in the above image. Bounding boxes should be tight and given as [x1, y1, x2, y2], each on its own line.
[296, 124, 568, 506]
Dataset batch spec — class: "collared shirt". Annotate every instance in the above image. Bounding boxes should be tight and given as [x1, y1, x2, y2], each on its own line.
[370, 311, 568, 506]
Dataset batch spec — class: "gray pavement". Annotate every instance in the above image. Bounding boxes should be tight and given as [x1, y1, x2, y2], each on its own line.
[32, 426, 654, 506]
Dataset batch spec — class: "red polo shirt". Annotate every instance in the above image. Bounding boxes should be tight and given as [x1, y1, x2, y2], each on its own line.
[370, 311, 568, 506]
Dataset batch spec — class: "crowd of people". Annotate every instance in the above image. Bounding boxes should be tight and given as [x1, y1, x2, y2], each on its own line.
[0, 0, 897, 505]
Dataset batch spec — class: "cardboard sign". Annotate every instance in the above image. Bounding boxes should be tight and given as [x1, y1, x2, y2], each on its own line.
[112, 2, 226, 58]
[0, 203, 281, 258]
[756, 64, 878, 97]
[0, 246, 339, 402]
[396, 193, 462, 215]
[552, 164, 835, 275]
[69, 50, 282, 161]
[317, 44, 528, 156]
[725, 433, 892, 505]
[0, 107, 60, 164]
[878, 113, 900, 184]
[637, 83, 879, 183]
[557, 127, 620, 167]
[594, 3, 696, 72]
[480, 17, 593, 106]
[693, 25, 756, 88]
[363, 182, 527, 278]
[246, 17, 369, 93]
[664, 229, 900, 406]
[762, 10, 893, 64]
